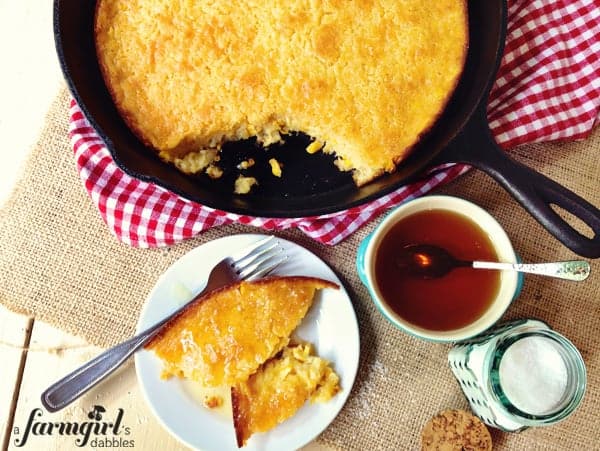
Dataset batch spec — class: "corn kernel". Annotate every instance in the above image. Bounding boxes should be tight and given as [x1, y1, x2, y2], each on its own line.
[306, 140, 324, 154]
[269, 158, 282, 177]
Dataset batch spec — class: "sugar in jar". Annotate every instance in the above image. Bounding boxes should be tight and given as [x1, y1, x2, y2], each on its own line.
[448, 319, 586, 431]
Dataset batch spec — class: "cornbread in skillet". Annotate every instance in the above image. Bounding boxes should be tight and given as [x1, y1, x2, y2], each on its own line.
[94, 0, 468, 186]
[232, 343, 340, 447]
[144, 276, 338, 387]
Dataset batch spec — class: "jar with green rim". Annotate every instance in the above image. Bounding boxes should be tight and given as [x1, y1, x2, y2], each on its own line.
[448, 319, 586, 432]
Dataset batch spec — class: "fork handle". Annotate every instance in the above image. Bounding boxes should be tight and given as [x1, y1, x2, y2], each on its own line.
[472, 260, 590, 281]
[40, 307, 180, 412]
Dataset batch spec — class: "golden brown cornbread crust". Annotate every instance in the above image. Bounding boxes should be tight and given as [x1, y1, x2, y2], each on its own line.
[144, 276, 338, 386]
[95, 0, 468, 186]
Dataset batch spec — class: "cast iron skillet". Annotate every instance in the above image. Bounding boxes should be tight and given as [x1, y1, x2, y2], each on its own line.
[54, 0, 600, 257]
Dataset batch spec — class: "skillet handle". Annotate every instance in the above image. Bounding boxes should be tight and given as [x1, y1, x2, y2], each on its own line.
[447, 110, 600, 259]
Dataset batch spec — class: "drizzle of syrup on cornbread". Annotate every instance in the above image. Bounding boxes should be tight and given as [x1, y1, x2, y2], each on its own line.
[375, 210, 501, 331]
[144, 277, 338, 387]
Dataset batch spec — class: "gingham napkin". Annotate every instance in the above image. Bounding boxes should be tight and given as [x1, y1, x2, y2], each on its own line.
[69, 0, 599, 247]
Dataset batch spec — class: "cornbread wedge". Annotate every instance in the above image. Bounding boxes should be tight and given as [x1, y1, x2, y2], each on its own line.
[232, 343, 340, 447]
[144, 276, 338, 386]
[95, 0, 468, 186]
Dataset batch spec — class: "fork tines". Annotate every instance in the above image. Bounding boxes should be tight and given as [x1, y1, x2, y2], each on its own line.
[231, 236, 287, 281]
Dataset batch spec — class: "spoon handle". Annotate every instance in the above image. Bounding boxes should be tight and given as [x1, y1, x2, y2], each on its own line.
[472, 260, 590, 281]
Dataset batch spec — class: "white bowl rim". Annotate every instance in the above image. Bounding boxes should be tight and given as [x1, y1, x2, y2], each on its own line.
[364, 195, 519, 342]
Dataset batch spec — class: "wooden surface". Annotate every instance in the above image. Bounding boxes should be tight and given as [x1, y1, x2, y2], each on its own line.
[0, 306, 329, 451]
[0, 306, 176, 450]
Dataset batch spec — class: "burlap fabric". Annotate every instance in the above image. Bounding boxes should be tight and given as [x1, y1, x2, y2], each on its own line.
[1, 87, 599, 450]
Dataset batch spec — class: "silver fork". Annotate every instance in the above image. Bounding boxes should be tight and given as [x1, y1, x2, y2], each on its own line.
[41, 235, 286, 413]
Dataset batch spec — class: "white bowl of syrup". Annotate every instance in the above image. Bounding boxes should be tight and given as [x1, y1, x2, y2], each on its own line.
[356, 195, 522, 342]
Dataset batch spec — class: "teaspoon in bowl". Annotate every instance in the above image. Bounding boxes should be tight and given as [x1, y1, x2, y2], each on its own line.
[396, 244, 590, 281]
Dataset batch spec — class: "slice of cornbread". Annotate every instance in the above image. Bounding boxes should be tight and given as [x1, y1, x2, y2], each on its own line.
[144, 276, 338, 387]
[94, 0, 468, 186]
[232, 343, 340, 447]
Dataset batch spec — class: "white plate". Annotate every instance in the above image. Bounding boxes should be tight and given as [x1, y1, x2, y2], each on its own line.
[135, 234, 360, 451]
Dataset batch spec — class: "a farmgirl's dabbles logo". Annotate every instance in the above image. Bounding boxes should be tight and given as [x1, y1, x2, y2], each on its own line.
[13, 405, 134, 448]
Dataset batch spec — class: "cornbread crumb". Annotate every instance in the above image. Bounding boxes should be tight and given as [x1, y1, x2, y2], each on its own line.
[268, 158, 282, 177]
[203, 395, 223, 409]
[173, 150, 218, 175]
[306, 140, 324, 154]
[421, 409, 492, 451]
[234, 176, 258, 194]
[95, 0, 468, 186]
[237, 159, 255, 170]
[205, 164, 224, 179]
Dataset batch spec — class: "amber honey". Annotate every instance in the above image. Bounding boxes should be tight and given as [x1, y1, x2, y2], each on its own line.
[374, 209, 501, 331]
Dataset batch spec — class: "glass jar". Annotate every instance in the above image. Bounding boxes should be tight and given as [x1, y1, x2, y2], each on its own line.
[448, 319, 586, 432]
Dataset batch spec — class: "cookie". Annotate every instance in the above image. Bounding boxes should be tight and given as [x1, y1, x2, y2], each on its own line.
[421, 409, 492, 451]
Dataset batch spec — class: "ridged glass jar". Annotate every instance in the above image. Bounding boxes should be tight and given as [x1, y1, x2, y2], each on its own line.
[448, 319, 586, 432]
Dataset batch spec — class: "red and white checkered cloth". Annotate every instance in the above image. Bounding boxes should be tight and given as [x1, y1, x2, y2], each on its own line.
[69, 0, 599, 247]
